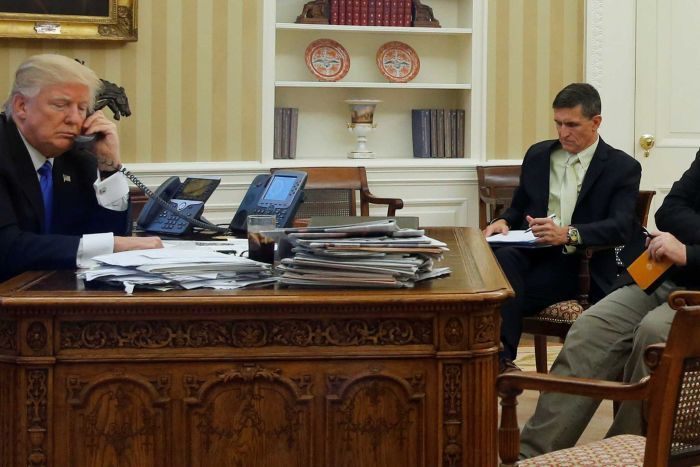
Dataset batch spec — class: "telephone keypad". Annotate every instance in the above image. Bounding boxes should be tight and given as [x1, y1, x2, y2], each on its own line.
[146, 201, 205, 235]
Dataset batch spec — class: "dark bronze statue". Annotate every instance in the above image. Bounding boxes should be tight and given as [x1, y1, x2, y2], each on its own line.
[95, 79, 131, 120]
[413, 0, 441, 27]
[74, 59, 131, 120]
[296, 0, 329, 24]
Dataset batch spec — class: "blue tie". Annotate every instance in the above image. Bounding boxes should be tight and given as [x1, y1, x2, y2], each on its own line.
[37, 160, 53, 233]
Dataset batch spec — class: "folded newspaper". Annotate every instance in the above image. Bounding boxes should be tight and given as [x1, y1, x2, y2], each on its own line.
[276, 219, 451, 288]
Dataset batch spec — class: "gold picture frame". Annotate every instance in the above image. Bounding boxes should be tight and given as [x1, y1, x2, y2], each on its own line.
[0, 0, 137, 41]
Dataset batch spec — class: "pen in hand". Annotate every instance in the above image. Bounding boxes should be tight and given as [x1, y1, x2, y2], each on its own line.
[524, 213, 557, 233]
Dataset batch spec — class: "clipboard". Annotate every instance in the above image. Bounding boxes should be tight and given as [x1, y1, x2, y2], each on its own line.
[626, 250, 674, 292]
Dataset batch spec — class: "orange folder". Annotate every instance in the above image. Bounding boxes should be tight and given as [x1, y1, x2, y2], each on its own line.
[626, 250, 674, 291]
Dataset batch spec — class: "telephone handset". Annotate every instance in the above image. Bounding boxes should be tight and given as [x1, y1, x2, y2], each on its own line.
[229, 171, 307, 233]
[136, 176, 221, 235]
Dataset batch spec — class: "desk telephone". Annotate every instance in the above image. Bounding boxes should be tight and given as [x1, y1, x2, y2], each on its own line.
[228, 172, 307, 233]
[136, 176, 221, 235]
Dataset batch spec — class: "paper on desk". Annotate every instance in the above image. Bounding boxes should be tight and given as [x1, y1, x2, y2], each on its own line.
[93, 248, 251, 267]
[163, 238, 248, 253]
[80, 246, 275, 293]
[485, 230, 537, 245]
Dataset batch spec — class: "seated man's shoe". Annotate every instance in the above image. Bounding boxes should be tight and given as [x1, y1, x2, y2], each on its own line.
[499, 358, 522, 374]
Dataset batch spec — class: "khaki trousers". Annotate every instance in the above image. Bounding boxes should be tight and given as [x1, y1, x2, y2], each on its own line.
[519, 281, 678, 459]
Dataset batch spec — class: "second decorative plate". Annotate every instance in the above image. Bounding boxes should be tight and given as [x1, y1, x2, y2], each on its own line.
[305, 38, 350, 82]
[376, 41, 420, 83]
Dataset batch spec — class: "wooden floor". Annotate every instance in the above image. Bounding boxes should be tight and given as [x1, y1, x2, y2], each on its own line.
[510, 337, 614, 446]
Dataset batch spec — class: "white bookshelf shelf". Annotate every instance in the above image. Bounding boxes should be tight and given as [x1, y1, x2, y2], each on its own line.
[276, 23, 472, 35]
[275, 81, 472, 90]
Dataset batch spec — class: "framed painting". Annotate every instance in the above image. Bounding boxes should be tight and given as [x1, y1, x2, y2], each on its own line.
[0, 0, 137, 41]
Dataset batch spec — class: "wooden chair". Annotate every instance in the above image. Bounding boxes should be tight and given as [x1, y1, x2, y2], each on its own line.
[523, 190, 656, 373]
[128, 186, 148, 221]
[476, 165, 522, 229]
[270, 166, 403, 223]
[498, 289, 700, 467]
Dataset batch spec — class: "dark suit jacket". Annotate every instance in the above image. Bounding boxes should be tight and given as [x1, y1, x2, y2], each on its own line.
[0, 117, 130, 282]
[654, 148, 700, 289]
[499, 137, 641, 298]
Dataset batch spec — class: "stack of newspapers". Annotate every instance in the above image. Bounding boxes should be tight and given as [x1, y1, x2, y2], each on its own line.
[276, 219, 451, 288]
[77, 240, 276, 293]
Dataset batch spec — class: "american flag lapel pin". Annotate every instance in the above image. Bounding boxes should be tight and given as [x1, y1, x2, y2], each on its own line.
[63, 174, 71, 182]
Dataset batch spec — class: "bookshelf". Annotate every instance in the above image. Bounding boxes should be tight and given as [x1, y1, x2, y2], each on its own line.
[261, 0, 486, 164]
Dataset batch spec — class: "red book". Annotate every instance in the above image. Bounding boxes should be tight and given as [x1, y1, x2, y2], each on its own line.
[383, 0, 391, 26]
[337, 0, 348, 24]
[330, 0, 339, 25]
[390, 0, 400, 26]
[405, 0, 412, 26]
[360, 0, 369, 25]
[368, 0, 376, 26]
[353, 0, 361, 25]
[375, 0, 384, 25]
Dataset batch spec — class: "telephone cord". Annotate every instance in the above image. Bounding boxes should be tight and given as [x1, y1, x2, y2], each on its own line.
[114, 163, 230, 234]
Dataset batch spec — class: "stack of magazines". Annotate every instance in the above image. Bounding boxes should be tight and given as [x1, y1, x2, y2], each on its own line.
[276, 220, 451, 288]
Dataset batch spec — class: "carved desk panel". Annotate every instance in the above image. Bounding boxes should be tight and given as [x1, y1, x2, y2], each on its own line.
[0, 228, 512, 467]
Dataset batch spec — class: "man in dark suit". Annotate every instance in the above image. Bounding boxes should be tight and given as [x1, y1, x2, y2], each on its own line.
[0, 53, 161, 282]
[483, 83, 641, 372]
[519, 151, 700, 459]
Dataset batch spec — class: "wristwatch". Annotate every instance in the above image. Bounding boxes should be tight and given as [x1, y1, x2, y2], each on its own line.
[567, 226, 580, 245]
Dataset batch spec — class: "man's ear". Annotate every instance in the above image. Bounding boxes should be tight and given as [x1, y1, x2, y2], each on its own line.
[11, 94, 27, 121]
[591, 114, 602, 131]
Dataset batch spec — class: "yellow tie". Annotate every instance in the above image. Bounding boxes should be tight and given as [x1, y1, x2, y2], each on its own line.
[560, 154, 580, 227]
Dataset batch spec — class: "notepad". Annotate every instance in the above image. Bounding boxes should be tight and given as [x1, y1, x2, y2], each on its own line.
[485, 230, 537, 245]
[626, 250, 673, 291]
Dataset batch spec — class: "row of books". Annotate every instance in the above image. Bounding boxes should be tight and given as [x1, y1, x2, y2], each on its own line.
[273, 107, 298, 159]
[330, 0, 413, 27]
[411, 108, 466, 158]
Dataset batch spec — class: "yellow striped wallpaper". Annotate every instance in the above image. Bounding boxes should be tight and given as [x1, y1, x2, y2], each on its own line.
[486, 0, 584, 159]
[0, 0, 261, 164]
[0, 1, 582, 163]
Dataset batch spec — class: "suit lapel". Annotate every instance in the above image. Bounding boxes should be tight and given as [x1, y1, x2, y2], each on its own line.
[575, 138, 610, 208]
[3, 120, 45, 226]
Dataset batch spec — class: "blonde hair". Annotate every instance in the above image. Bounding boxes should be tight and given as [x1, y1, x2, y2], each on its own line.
[4, 54, 102, 119]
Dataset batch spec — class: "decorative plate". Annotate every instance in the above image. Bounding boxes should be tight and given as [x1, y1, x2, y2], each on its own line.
[376, 41, 420, 83]
[305, 38, 350, 82]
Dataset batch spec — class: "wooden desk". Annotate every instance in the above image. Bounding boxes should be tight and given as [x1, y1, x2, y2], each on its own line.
[0, 228, 512, 467]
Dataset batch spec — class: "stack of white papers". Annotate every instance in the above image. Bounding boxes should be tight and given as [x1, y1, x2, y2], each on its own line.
[77, 246, 276, 293]
[485, 230, 538, 246]
[276, 220, 451, 288]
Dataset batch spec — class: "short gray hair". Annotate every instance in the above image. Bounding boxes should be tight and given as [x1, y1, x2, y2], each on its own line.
[4, 54, 102, 119]
[552, 83, 601, 119]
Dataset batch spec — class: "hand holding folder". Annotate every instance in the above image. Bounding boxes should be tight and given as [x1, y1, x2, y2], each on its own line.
[626, 250, 674, 291]
[626, 228, 677, 292]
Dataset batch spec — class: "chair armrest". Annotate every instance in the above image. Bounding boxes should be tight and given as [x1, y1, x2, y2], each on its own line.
[360, 190, 404, 216]
[572, 245, 618, 308]
[497, 371, 650, 466]
[497, 371, 649, 400]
